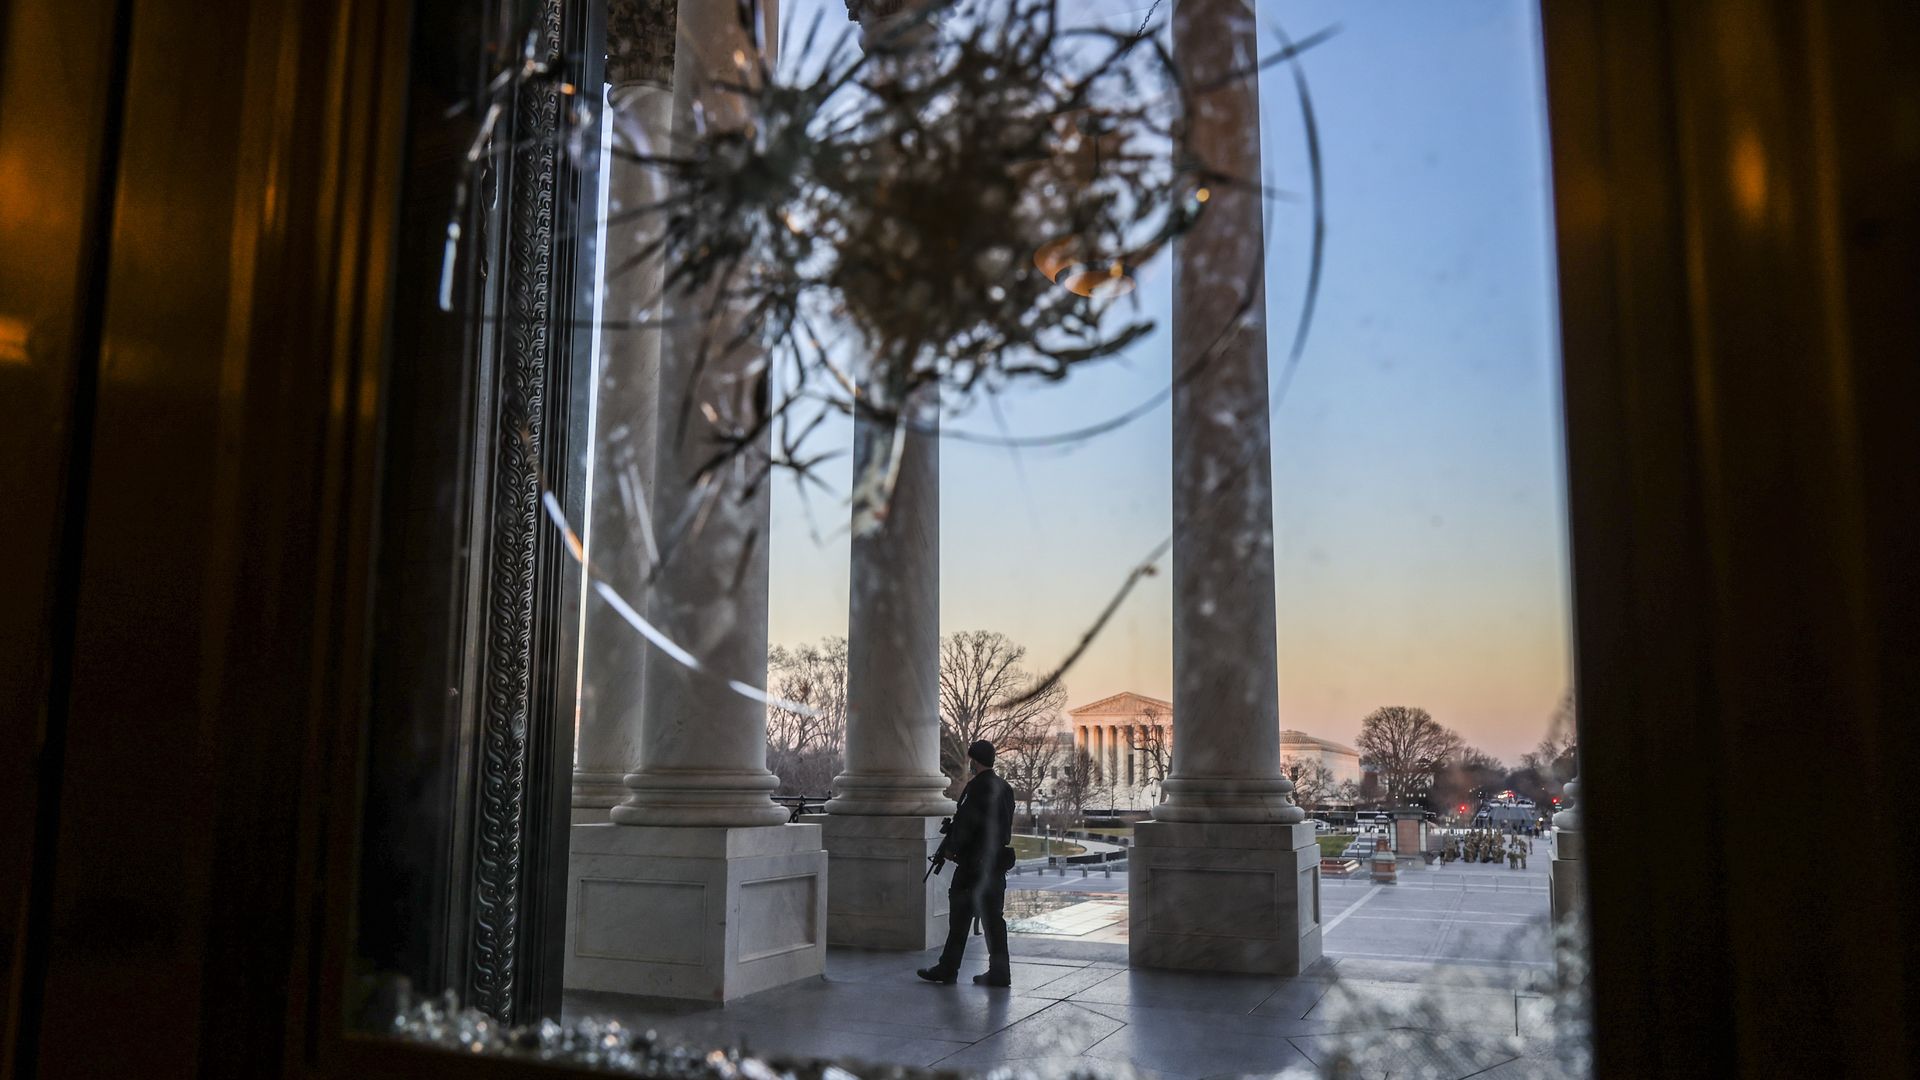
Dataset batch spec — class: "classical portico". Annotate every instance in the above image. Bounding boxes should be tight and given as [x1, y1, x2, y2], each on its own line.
[565, 0, 1319, 1001]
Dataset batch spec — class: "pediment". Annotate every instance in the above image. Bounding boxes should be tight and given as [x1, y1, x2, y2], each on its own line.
[1067, 690, 1173, 720]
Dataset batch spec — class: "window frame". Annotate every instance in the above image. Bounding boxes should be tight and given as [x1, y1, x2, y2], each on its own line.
[11, 0, 1915, 1077]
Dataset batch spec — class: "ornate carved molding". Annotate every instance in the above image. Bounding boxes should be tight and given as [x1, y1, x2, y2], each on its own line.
[467, 0, 563, 1026]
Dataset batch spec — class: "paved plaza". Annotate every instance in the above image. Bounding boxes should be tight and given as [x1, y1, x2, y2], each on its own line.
[563, 853, 1583, 1079]
[1007, 847, 1554, 970]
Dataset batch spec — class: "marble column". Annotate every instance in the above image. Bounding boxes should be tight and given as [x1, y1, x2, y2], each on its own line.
[566, 0, 825, 1003]
[818, 397, 953, 947]
[809, 0, 954, 952]
[572, 69, 672, 824]
[1129, 0, 1320, 976]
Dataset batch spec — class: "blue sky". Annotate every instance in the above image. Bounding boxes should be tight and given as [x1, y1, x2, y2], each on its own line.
[763, 0, 1569, 763]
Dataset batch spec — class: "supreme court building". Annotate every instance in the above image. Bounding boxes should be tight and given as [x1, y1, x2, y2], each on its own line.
[1069, 692, 1363, 811]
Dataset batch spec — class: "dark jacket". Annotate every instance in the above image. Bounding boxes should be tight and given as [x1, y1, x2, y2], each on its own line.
[940, 767, 1014, 890]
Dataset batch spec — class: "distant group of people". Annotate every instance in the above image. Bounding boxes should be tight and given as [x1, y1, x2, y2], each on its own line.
[1439, 827, 1534, 869]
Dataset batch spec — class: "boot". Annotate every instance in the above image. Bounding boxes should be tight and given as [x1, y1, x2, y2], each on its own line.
[917, 967, 957, 984]
[973, 959, 1011, 987]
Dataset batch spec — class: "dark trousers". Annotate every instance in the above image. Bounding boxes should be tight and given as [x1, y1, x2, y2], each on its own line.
[936, 878, 1008, 974]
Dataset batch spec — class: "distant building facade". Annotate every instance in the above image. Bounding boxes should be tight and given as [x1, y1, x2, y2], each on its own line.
[1061, 691, 1362, 812]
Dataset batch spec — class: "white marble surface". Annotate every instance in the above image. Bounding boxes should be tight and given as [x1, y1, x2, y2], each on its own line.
[573, 80, 671, 818]
[1129, 821, 1324, 976]
[813, 814, 949, 949]
[833, 409, 952, 818]
[1156, 0, 1302, 828]
[564, 823, 826, 1001]
[611, 0, 787, 831]
[565, 946, 1585, 1080]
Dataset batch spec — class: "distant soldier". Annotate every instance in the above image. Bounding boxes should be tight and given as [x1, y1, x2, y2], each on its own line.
[1518, 843, 1529, 870]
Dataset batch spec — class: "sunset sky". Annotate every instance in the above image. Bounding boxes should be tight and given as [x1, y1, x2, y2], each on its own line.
[763, 0, 1570, 764]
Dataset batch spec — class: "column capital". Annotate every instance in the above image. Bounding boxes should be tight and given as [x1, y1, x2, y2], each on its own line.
[607, 0, 676, 88]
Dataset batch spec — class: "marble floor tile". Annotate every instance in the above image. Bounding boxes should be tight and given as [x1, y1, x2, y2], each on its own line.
[1081, 1023, 1316, 1078]
[1305, 980, 1519, 1036]
[1288, 1030, 1518, 1080]
[1069, 969, 1295, 1015]
[565, 944, 1586, 1079]
[934, 1002, 1126, 1067]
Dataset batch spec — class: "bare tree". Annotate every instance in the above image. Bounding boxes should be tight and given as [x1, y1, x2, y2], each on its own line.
[1050, 746, 1109, 826]
[999, 731, 1064, 822]
[937, 630, 1068, 793]
[1354, 705, 1465, 808]
[766, 637, 848, 796]
[1521, 691, 1579, 781]
[1515, 691, 1579, 808]
[1127, 705, 1172, 801]
[1432, 744, 1507, 817]
[1284, 757, 1338, 812]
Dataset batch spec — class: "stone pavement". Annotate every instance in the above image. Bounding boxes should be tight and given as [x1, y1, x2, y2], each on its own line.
[1006, 850, 1554, 967]
[565, 941, 1582, 1078]
[563, 849, 1580, 1078]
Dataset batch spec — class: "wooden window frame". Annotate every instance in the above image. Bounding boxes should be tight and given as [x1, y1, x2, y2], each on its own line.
[7, 0, 1914, 1077]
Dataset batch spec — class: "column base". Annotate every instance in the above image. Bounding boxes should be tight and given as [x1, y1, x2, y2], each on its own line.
[824, 771, 953, 817]
[810, 814, 948, 950]
[564, 823, 826, 1002]
[1153, 776, 1306, 824]
[1129, 820, 1322, 976]
[611, 768, 787, 827]
[572, 771, 627, 823]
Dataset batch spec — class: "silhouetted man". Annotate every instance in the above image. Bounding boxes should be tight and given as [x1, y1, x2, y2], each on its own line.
[917, 739, 1015, 987]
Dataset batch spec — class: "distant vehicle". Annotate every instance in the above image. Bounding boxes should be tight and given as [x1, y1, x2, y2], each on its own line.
[1304, 818, 1332, 833]
[1472, 792, 1538, 830]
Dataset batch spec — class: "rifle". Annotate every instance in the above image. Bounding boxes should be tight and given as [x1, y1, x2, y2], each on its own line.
[923, 816, 953, 881]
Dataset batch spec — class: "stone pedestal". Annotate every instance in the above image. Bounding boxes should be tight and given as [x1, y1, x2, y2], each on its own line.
[1129, 822, 1323, 976]
[1550, 827, 1584, 923]
[810, 814, 948, 950]
[1549, 777, 1584, 925]
[564, 823, 826, 1002]
[1392, 808, 1429, 861]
